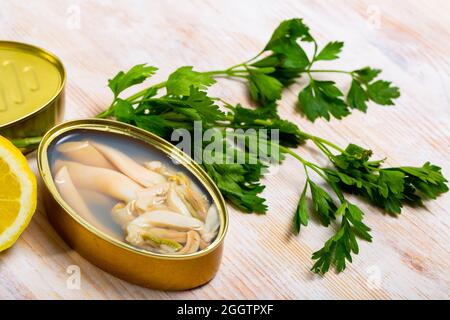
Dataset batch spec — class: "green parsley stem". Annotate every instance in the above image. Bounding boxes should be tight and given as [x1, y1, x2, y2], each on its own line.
[96, 108, 114, 118]
[300, 132, 345, 153]
[97, 81, 168, 118]
[210, 73, 249, 80]
[252, 118, 345, 154]
[307, 69, 353, 75]
[312, 140, 334, 158]
[203, 69, 249, 79]
[11, 136, 42, 149]
[278, 145, 328, 181]
[202, 70, 230, 76]
[312, 40, 318, 62]
[306, 40, 319, 69]
[303, 163, 310, 179]
[225, 51, 265, 71]
[126, 81, 167, 103]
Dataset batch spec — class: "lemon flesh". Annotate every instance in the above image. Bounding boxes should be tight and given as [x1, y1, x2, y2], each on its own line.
[0, 135, 37, 251]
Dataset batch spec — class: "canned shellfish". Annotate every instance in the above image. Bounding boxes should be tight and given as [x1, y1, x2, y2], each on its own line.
[37, 119, 228, 290]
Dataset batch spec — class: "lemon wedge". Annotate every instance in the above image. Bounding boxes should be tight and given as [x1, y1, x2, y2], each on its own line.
[0, 135, 37, 252]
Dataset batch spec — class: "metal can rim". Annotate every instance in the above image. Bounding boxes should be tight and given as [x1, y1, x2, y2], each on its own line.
[0, 41, 66, 129]
[37, 118, 229, 261]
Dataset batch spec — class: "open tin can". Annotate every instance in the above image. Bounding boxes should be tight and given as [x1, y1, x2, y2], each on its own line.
[37, 119, 228, 290]
[0, 41, 65, 153]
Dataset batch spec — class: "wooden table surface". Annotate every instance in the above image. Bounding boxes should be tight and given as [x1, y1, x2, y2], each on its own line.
[1, 0, 449, 299]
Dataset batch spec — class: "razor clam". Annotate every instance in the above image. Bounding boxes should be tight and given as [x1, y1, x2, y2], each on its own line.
[185, 186, 209, 220]
[199, 239, 210, 250]
[111, 202, 138, 228]
[166, 185, 193, 217]
[125, 213, 195, 252]
[173, 184, 209, 221]
[158, 244, 180, 254]
[141, 233, 183, 252]
[91, 142, 166, 187]
[144, 161, 164, 172]
[56, 140, 115, 170]
[54, 166, 98, 226]
[134, 183, 170, 212]
[144, 161, 183, 180]
[177, 231, 201, 254]
[200, 204, 220, 243]
[129, 210, 204, 231]
[148, 227, 187, 244]
[55, 160, 142, 202]
[125, 221, 147, 248]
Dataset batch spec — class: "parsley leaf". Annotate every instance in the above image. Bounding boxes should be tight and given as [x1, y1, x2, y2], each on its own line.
[325, 144, 448, 214]
[248, 69, 283, 102]
[245, 19, 313, 95]
[353, 67, 381, 83]
[298, 80, 350, 121]
[231, 105, 306, 147]
[347, 80, 368, 111]
[309, 180, 337, 226]
[108, 64, 157, 98]
[393, 162, 449, 202]
[203, 162, 267, 213]
[347, 67, 400, 111]
[113, 99, 134, 123]
[264, 18, 312, 70]
[182, 86, 224, 123]
[367, 80, 400, 105]
[293, 184, 309, 234]
[134, 115, 173, 139]
[166, 66, 216, 96]
[315, 41, 344, 61]
[266, 18, 313, 46]
[311, 202, 372, 274]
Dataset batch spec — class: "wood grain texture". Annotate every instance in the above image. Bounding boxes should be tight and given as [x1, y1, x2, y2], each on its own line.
[0, 0, 449, 299]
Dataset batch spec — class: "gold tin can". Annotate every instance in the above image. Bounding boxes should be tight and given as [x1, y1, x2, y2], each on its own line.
[37, 119, 228, 290]
[0, 41, 65, 153]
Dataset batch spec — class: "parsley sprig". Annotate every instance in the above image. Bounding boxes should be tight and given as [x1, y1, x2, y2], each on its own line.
[98, 18, 400, 123]
[97, 61, 447, 274]
[284, 141, 447, 273]
[233, 18, 400, 121]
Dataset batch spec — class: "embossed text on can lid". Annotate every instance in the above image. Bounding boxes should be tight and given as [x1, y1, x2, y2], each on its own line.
[0, 41, 65, 127]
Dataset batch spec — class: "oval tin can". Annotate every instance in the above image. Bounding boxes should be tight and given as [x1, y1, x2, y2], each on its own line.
[37, 119, 228, 290]
[0, 41, 65, 153]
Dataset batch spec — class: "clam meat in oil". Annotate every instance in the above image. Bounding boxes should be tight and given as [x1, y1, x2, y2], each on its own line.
[52, 139, 220, 255]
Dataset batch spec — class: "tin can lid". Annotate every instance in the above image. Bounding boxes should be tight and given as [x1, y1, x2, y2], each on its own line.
[0, 41, 65, 127]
